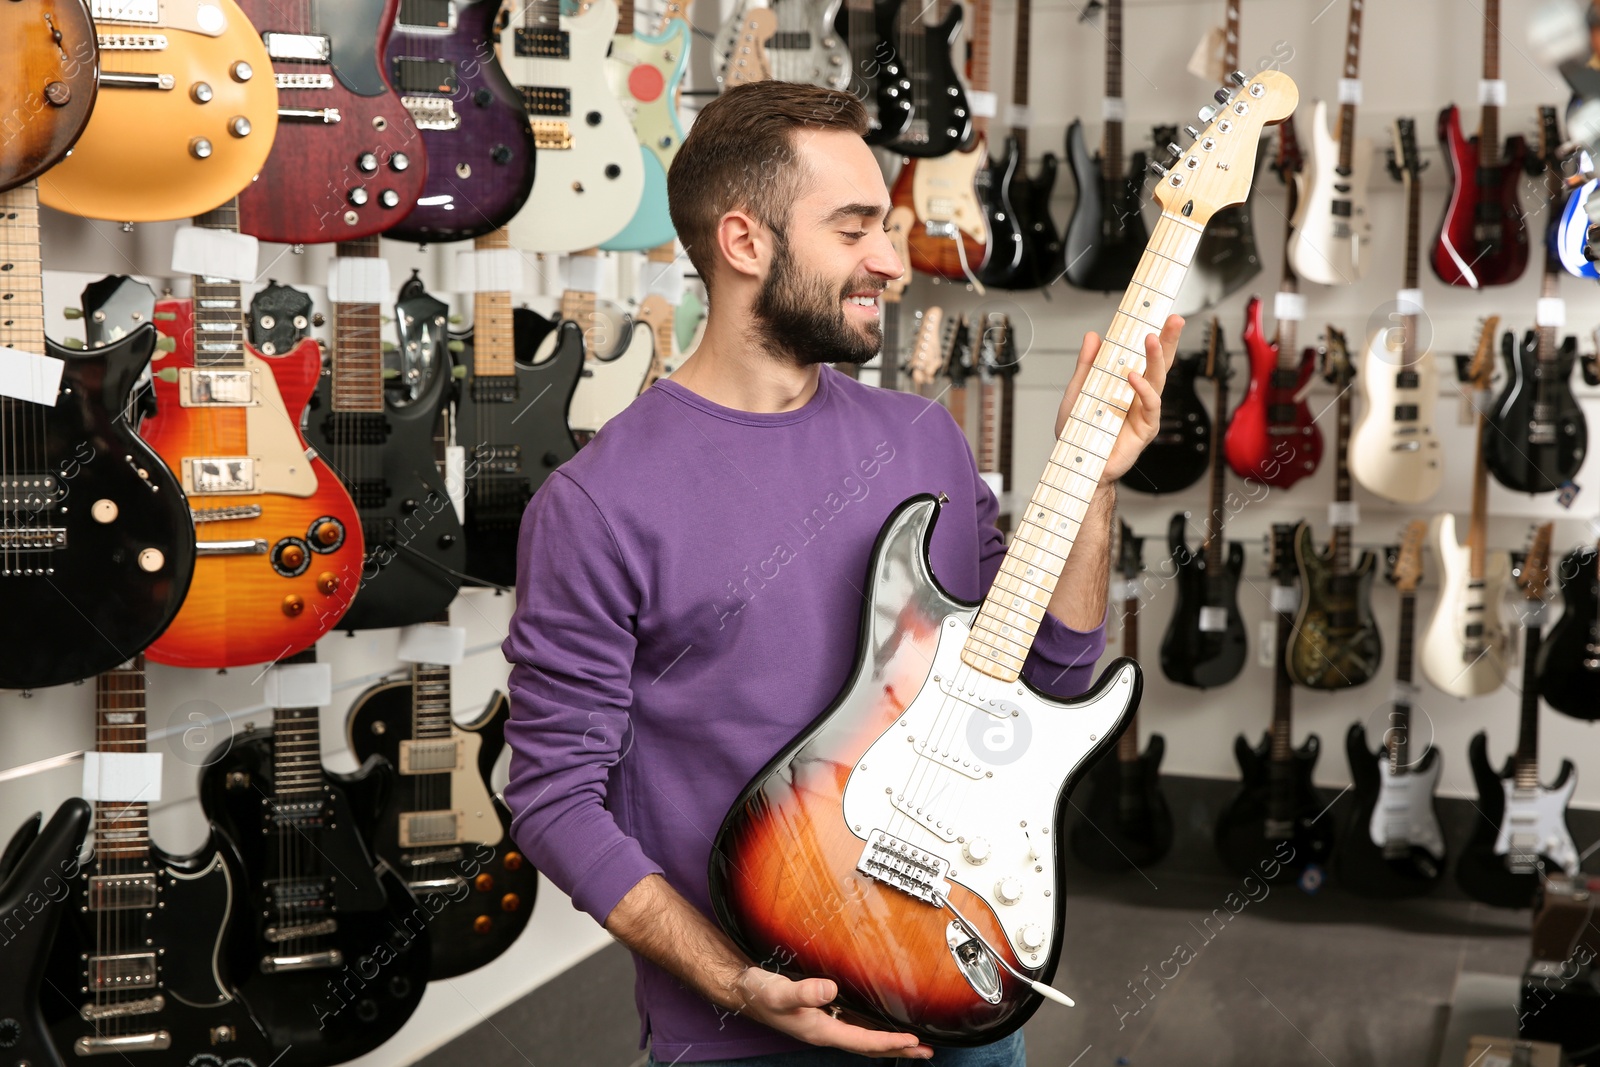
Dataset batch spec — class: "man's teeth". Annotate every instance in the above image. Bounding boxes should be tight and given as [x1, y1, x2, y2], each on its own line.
[846, 296, 877, 306]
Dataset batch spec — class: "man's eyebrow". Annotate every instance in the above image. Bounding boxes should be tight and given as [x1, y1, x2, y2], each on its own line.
[819, 202, 890, 226]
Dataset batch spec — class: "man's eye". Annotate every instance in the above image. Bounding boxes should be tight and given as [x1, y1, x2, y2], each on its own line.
[842, 230, 867, 240]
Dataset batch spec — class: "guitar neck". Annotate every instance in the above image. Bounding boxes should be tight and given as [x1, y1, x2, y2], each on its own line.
[616, 0, 634, 31]
[0, 183, 43, 355]
[93, 657, 152, 863]
[1469, 406, 1490, 580]
[1334, 0, 1363, 173]
[969, 0, 991, 138]
[1271, 602, 1295, 763]
[998, 371, 1016, 532]
[1388, 592, 1416, 774]
[880, 300, 901, 391]
[332, 235, 385, 412]
[472, 229, 517, 378]
[1117, 593, 1139, 762]
[1479, 0, 1501, 166]
[1331, 386, 1353, 572]
[1009, 0, 1031, 151]
[1514, 621, 1542, 787]
[1202, 364, 1229, 570]
[1103, 0, 1123, 179]
[1222, 0, 1239, 72]
[190, 198, 250, 369]
[978, 376, 998, 474]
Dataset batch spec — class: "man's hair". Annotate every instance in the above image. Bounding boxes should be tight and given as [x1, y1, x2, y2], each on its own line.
[667, 82, 868, 294]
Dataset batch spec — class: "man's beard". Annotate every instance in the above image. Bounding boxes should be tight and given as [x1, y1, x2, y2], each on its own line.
[751, 232, 883, 367]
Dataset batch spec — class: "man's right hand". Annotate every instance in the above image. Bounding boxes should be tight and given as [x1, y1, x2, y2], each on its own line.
[732, 967, 933, 1060]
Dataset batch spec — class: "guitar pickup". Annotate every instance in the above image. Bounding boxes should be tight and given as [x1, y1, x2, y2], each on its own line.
[407, 876, 468, 893]
[99, 71, 175, 91]
[91, 0, 158, 23]
[88, 873, 158, 911]
[261, 950, 342, 973]
[520, 85, 571, 117]
[402, 96, 459, 131]
[398, 0, 457, 30]
[1393, 404, 1419, 421]
[514, 26, 569, 58]
[263, 32, 330, 62]
[183, 457, 257, 495]
[399, 810, 461, 847]
[399, 738, 463, 774]
[180, 368, 256, 406]
[89, 952, 158, 992]
[275, 72, 333, 90]
[393, 57, 458, 95]
[1, 473, 62, 511]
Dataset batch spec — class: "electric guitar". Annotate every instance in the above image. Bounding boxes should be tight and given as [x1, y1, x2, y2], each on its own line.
[602, 0, 692, 252]
[1420, 318, 1511, 698]
[1225, 114, 1323, 488]
[1214, 523, 1335, 882]
[1349, 116, 1443, 503]
[502, 0, 644, 253]
[1431, 0, 1529, 288]
[723, 0, 849, 90]
[903, 305, 946, 397]
[973, 311, 1010, 528]
[987, 0, 1059, 290]
[37, 0, 277, 222]
[1285, 0, 1372, 285]
[1160, 318, 1247, 690]
[0, 0, 97, 194]
[1286, 329, 1382, 690]
[1335, 520, 1446, 898]
[882, 0, 971, 158]
[383, 0, 538, 243]
[42, 658, 275, 1065]
[200, 650, 431, 1062]
[968, 0, 1025, 289]
[835, 0, 911, 142]
[717, 6, 777, 87]
[1484, 107, 1588, 495]
[1536, 540, 1599, 720]
[709, 70, 1296, 1044]
[1553, 149, 1599, 281]
[1070, 521, 1172, 871]
[1457, 524, 1579, 908]
[0, 185, 198, 690]
[1120, 324, 1211, 496]
[559, 250, 656, 440]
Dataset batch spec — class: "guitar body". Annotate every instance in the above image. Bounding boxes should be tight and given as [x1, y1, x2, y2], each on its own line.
[1120, 350, 1209, 495]
[1062, 121, 1148, 292]
[710, 496, 1141, 1045]
[345, 686, 539, 979]
[139, 298, 364, 667]
[975, 144, 1025, 287]
[37, 0, 276, 221]
[1286, 101, 1374, 285]
[1214, 732, 1334, 882]
[833, 0, 912, 144]
[1484, 330, 1587, 494]
[1553, 163, 1600, 280]
[384, 0, 538, 243]
[455, 315, 584, 587]
[1159, 514, 1247, 689]
[563, 310, 655, 436]
[0, 0, 97, 194]
[1537, 545, 1600, 720]
[601, 17, 692, 252]
[883, 5, 970, 159]
[1455, 732, 1578, 908]
[1, 330, 198, 689]
[1335, 723, 1444, 898]
[762, 0, 851, 88]
[892, 143, 991, 280]
[1419, 513, 1510, 697]
[1348, 325, 1443, 503]
[501, 0, 644, 253]
[1008, 145, 1061, 291]
[1224, 297, 1322, 486]
[1287, 524, 1382, 690]
[1431, 105, 1529, 288]
[1068, 736, 1172, 871]
[1173, 173, 1262, 315]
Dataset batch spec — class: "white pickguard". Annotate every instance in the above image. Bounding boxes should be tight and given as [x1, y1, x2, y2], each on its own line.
[1494, 775, 1579, 875]
[841, 617, 1137, 970]
[168, 352, 318, 499]
[1287, 100, 1374, 285]
[400, 727, 502, 848]
[1420, 513, 1510, 697]
[557, 311, 655, 434]
[1348, 328, 1443, 503]
[1368, 755, 1445, 860]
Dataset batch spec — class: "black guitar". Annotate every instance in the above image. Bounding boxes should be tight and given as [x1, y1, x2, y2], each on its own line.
[200, 650, 431, 1064]
[981, 0, 1057, 289]
[42, 658, 275, 1065]
[1159, 318, 1247, 688]
[1071, 521, 1172, 870]
[0, 798, 90, 1067]
[1122, 316, 1215, 495]
[1537, 541, 1599, 720]
[1214, 523, 1335, 882]
[0, 184, 196, 691]
[882, 0, 971, 158]
[345, 617, 539, 978]
[837, 0, 913, 144]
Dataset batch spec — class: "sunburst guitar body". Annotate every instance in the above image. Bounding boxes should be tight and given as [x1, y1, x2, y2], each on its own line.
[0, 0, 98, 194]
[891, 142, 991, 280]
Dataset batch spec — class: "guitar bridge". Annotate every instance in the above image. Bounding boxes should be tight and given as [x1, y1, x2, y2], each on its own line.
[856, 830, 951, 905]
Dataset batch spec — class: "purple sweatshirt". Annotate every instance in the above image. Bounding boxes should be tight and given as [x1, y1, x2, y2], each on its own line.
[501, 364, 1107, 1063]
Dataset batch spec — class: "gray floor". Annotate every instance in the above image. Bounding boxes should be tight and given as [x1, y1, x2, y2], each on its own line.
[425, 776, 1598, 1067]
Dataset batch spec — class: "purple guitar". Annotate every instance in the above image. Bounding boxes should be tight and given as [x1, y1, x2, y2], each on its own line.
[385, 0, 538, 243]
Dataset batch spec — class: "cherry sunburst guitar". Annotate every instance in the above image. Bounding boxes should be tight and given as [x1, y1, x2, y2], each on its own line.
[0, 0, 97, 194]
[709, 70, 1297, 1045]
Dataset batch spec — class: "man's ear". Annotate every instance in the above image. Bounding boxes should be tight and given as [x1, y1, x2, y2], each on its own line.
[717, 210, 768, 281]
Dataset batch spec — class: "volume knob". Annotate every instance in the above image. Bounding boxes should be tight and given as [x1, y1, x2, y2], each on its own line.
[994, 876, 1023, 906]
[962, 837, 990, 865]
[1018, 924, 1045, 952]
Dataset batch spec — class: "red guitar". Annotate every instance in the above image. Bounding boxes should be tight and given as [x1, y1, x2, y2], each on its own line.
[1431, 0, 1528, 288]
[1224, 114, 1322, 488]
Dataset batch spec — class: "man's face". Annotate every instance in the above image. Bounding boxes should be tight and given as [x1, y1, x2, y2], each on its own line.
[749, 129, 905, 368]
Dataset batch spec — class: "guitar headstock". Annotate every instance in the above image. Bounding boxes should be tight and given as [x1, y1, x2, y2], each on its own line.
[907, 306, 945, 387]
[976, 312, 1013, 376]
[1320, 326, 1353, 388]
[943, 313, 973, 386]
[1151, 70, 1298, 228]
[1514, 522, 1555, 602]
[249, 281, 316, 356]
[1386, 115, 1425, 184]
[1467, 315, 1500, 391]
[1269, 522, 1299, 586]
[77, 275, 158, 349]
[722, 7, 776, 87]
[884, 206, 913, 304]
[1272, 110, 1303, 184]
[1116, 519, 1144, 582]
[1388, 519, 1427, 592]
[1537, 104, 1564, 178]
[1201, 315, 1226, 380]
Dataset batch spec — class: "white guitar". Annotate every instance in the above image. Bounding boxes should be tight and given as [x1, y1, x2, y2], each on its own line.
[715, 0, 850, 90]
[555, 250, 655, 438]
[502, 0, 645, 253]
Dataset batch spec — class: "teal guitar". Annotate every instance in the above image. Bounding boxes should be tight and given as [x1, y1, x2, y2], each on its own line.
[603, 0, 691, 251]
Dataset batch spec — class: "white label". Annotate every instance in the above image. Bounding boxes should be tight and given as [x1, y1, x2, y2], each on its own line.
[455, 248, 525, 294]
[968, 90, 997, 118]
[171, 225, 259, 282]
[1396, 288, 1424, 314]
[1337, 78, 1362, 105]
[1185, 25, 1227, 85]
[1523, 600, 1549, 627]
[1537, 297, 1566, 328]
[1328, 500, 1360, 527]
[1274, 291, 1306, 322]
[82, 751, 163, 803]
[1199, 605, 1229, 632]
[1116, 578, 1141, 602]
[1588, 516, 1600, 539]
[1008, 103, 1033, 129]
[444, 443, 466, 524]
[327, 256, 393, 305]
[1102, 96, 1126, 122]
[1391, 680, 1420, 703]
[1257, 620, 1276, 667]
[643, 257, 685, 304]
[1479, 78, 1508, 106]
[0, 348, 65, 407]
[264, 662, 332, 708]
[566, 253, 605, 294]
[397, 623, 467, 666]
[979, 470, 1004, 500]
[1270, 584, 1300, 613]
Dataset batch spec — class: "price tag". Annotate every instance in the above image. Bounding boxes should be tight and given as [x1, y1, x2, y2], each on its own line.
[0, 348, 65, 407]
[1199, 605, 1229, 632]
[1337, 78, 1362, 105]
[264, 662, 333, 708]
[328, 256, 393, 304]
[1102, 97, 1126, 122]
[171, 225, 259, 282]
[643, 257, 685, 304]
[968, 90, 998, 118]
[1009, 103, 1033, 129]
[1328, 500, 1360, 527]
[444, 443, 466, 524]
[82, 751, 163, 803]
[1537, 297, 1566, 328]
[1396, 288, 1424, 315]
[1391, 680, 1420, 704]
[1588, 515, 1600, 539]
[397, 623, 467, 666]
[1274, 291, 1306, 322]
[1116, 579, 1141, 602]
[979, 470, 1004, 501]
[566, 253, 605, 294]
[1479, 78, 1508, 106]
[1270, 584, 1300, 613]
[455, 248, 525, 293]
[1257, 620, 1276, 667]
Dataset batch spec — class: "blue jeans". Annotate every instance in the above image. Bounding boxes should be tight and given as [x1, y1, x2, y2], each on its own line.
[650, 1031, 1025, 1066]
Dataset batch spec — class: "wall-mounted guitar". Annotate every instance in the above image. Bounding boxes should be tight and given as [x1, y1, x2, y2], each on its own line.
[1348, 116, 1442, 504]
[1431, 0, 1528, 288]
[882, 0, 970, 158]
[1070, 521, 1172, 871]
[1420, 318, 1511, 698]
[557, 250, 656, 440]
[968, 0, 1025, 288]
[1286, 328, 1382, 690]
[1553, 148, 1600, 280]
[835, 0, 911, 143]
[1484, 106, 1588, 495]
[602, 0, 692, 252]
[1160, 318, 1247, 690]
[973, 311, 1010, 528]
[1214, 523, 1335, 883]
[0, 0, 97, 194]
[0, 184, 197, 690]
[383, 0, 538, 243]
[1225, 114, 1323, 488]
[723, 0, 850, 89]
[709, 69, 1297, 1044]
[1120, 317, 1212, 495]
[1536, 536, 1598, 720]
[903, 305, 946, 397]
[1457, 524, 1579, 909]
[716, 5, 777, 88]
[1335, 520, 1446, 899]
[986, 0, 1059, 290]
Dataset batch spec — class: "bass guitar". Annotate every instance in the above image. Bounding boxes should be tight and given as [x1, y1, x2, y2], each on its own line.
[1457, 524, 1579, 908]
[727, 0, 849, 90]
[882, 0, 970, 159]
[1349, 116, 1443, 503]
[1214, 523, 1335, 882]
[602, 0, 692, 252]
[1431, 0, 1528, 288]
[1286, 328, 1382, 690]
[835, 0, 912, 143]
[1537, 540, 1599, 720]
[1420, 318, 1511, 698]
[987, 0, 1060, 290]
[1070, 521, 1172, 871]
[1120, 321, 1211, 495]
[384, 0, 538, 243]
[345, 617, 540, 978]
[1160, 318, 1247, 690]
[1335, 520, 1446, 898]
[709, 70, 1296, 1044]
[0, 0, 97, 194]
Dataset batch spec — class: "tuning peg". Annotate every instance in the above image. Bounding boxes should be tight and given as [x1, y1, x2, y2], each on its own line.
[1199, 105, 1218, 123]
[447, 340, 466, 353]
[1184, 125, 1200, 140]
[155, 336, 176, 352]
[63, 337, 84, 349]
[1213, 87, 1232, 106]
[381, 340, 397, 353]
[449, 313, 464, 325]
[452, 365, 468, 380]
[153, 311, 176, 321]
[1167, 142, 1181, 158]
[382, 367, 400, 380]
[63, 307, 83, 320]
[1149, 161, 1168, 178]
[1229, 70, 1247, 86]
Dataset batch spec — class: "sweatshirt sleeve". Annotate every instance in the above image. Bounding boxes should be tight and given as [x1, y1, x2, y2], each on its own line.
[501, 471, 664, 927]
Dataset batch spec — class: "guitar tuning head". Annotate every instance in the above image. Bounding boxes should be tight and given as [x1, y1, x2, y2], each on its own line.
[1199, 104, 1218, 123]
[1149, 161, 1169, 178]
[1213, 87, 1232, 106]
[1183, 125, 1201, 140]
[1166, 142, 1181, 159]
[1229, 70, 1247, 87]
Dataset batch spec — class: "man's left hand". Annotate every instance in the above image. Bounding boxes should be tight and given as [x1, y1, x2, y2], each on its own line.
[1053, 313, 1184, 486]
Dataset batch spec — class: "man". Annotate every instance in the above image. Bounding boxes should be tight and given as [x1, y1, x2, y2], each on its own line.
[502, 81, 1181, 1065]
